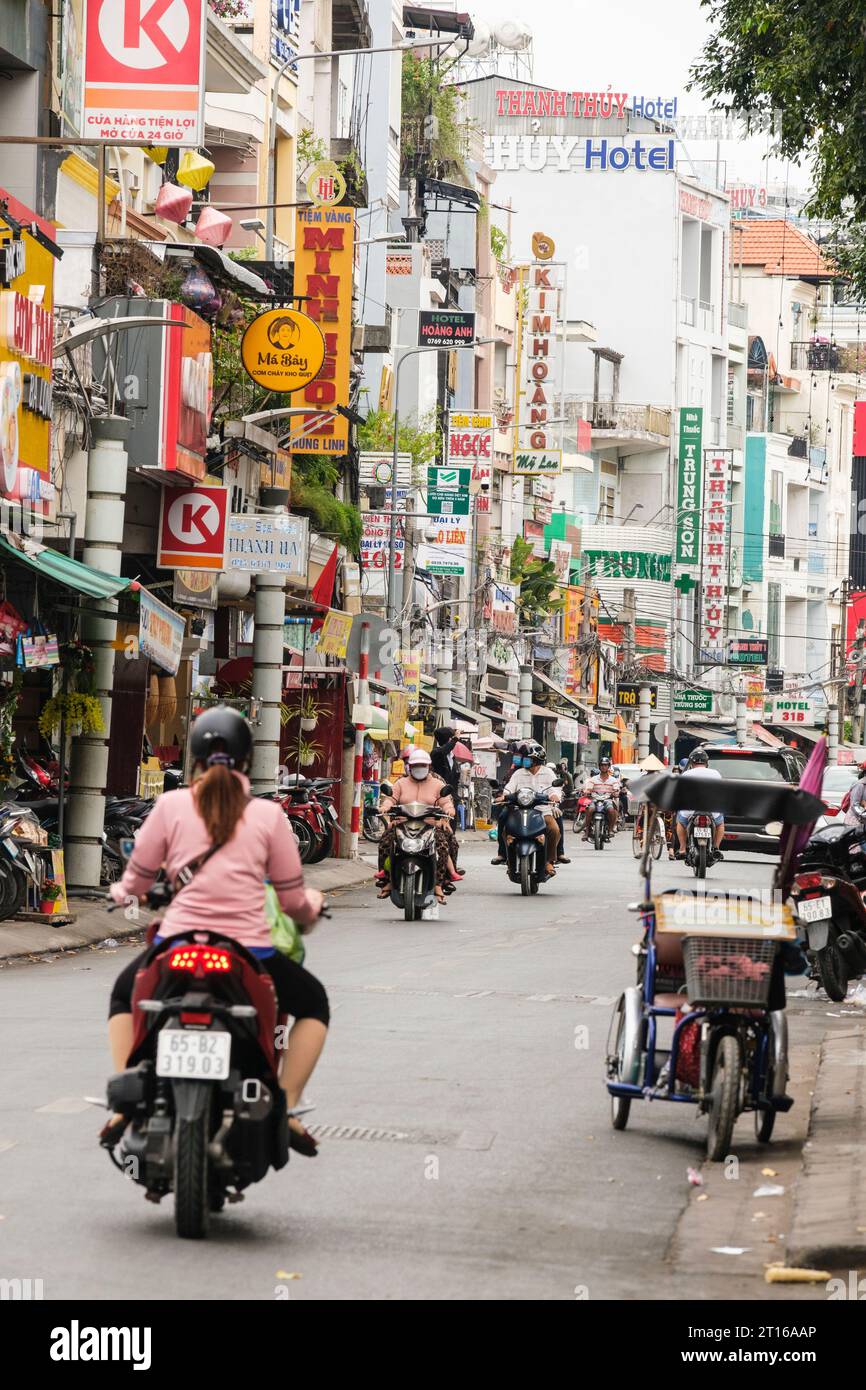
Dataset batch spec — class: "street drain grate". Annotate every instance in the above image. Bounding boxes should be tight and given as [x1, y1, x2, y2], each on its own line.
[306, 1124, 495, 1149]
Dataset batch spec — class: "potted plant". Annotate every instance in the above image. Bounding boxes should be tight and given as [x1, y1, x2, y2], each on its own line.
[297, 735, 322, 768]
[297, 694, 323, 732]
[40, 879, 62, 915]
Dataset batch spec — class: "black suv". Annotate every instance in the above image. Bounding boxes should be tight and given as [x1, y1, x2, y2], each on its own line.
[692, 743, 807, 854]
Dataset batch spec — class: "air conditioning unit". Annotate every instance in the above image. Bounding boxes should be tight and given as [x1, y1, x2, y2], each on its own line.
[352, 324, 391, 353]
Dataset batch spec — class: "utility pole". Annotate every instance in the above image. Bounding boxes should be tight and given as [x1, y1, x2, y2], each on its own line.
[852, 619, 866, 744]
[735, 683, 747, 745]
[638, 684, 652, 760]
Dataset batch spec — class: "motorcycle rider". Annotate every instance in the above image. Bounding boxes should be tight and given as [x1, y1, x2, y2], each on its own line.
[843, 761, 866, 827]
[104, 706, 328, 1157]
[377, 748, 456, 902]
[491, 744, 529, 864]
[675, 746, 725, 858]
[497, 741, 562, 876]
[581, 756, 621, 840]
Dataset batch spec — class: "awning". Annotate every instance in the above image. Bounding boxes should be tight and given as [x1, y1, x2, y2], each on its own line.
[532, 703, 558, 720]
[0, 533, 134, 600]
[532, 668, 591, 717]
[419, 681, 485, 727]
[751, 722, 786, 749]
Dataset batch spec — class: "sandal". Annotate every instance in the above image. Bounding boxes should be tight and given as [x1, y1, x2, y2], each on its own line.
[288, 1118, 319, 1158]
[98, 1115, 128, 1150]
[377, 884, 391, 898]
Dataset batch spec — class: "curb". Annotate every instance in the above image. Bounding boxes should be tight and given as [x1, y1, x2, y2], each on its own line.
[0, 857, 376, 965]
[786, 1025, 866, 1269]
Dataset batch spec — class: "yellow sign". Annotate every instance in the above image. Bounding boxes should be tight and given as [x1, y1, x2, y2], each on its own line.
[260, 448, 292, 492]
[50, 849, 69, 916]
[531, 231, 556, 261]
[316, 608, 352, 659]
[0, 212, 58, 494]
[388, 690, 409, 741]
[240, 308, 326, 393]
[306, 159, 347, 208]
[293, 207, 355, 455]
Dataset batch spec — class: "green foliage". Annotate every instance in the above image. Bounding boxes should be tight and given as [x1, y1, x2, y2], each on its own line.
[357, 408, 440, 483]
[691, 1, 866, 290]
[291, 454, 362, 552]
[509, 536, 565, 623]
[401, 53, 472, 179]
[337, 146, 366, 191]
[490, 224, 508, 261]
[297, 128, 328, 176]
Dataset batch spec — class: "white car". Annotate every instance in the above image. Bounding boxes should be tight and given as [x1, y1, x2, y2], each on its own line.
[812, 764, 859, 833]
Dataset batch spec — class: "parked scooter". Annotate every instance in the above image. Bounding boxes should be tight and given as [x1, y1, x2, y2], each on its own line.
[501, 787, 555, 894]
[0, 802, 45, 918]
[790, 823, 866, 1001]
[386, 801, 448, 920]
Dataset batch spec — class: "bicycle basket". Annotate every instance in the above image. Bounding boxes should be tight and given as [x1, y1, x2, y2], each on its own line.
[682, 935, 777, 1008]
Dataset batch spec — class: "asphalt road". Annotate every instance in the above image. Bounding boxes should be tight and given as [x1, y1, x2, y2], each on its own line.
[0, 830, 837, 1300]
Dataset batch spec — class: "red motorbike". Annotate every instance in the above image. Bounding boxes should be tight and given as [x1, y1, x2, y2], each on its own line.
[274, 776, 341, 864]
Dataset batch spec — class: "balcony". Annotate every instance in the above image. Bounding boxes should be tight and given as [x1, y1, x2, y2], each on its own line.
[206, 9, 268, 95]
[699, 300, 715, 331]
[567, 399, 671, 456]
[332, 0, 372, 49]
[680, 296, 695, 326]
[728, 301, 748, 330]
[768, 533, 785, 559]
[790, 341, 866, 372]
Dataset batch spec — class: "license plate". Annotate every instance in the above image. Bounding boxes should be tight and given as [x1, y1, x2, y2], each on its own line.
[156, 1029, 231, 1081]
[327, 804, 338, 821]
[797, 895, 832, 924]
[693, 826, 712, 839]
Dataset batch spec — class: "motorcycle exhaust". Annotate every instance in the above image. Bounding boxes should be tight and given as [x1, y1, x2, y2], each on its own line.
[836, 932, 866, 972]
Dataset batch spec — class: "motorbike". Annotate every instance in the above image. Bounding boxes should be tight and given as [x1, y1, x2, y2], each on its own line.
[501, 788, 555, 895]
[684, 811, 719, 879]
[789, 821, 866, 1001]
[589, 794, 613, 851]
[0, 802, 45, 917]
[363, 782, 389, 844]
[272, 776, 340, 864]
[386, 801, 448, 921]
[572, 791, 591, 835]
[606, 772, 822, 1159]
[104, 887, 329, 1239]
[7, 738, 66, 801]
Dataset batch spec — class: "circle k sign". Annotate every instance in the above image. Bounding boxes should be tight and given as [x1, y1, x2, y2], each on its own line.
[158, 484, 229, 571]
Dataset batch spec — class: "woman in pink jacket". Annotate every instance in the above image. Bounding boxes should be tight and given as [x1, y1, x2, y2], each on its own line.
[104, 707, 327, 1156]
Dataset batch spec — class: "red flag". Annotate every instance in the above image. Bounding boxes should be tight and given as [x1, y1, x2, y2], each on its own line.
[310, 544, 339, 632]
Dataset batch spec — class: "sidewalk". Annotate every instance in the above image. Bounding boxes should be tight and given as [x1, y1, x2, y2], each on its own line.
[0, 854, 377, 964]
[786, 1025, 866, 1269]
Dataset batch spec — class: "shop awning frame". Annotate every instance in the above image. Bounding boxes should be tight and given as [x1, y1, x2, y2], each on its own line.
[532, 668, 592, 718]
[0, 534, 136, 601]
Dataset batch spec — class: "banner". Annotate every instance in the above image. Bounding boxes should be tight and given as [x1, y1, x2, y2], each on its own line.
[416, 516, 470, 576]
[698, 451, 732, 664]
[676, 407, 703, 565]
[388, 690, 409, 740]
[292, 207, 355, 454]
[316, 609, 352, 659]
[139, 588, 185, 676]
[447, 411, 493, 488]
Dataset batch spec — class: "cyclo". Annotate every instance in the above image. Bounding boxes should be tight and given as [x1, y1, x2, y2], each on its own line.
[605, 772, 823, 1160]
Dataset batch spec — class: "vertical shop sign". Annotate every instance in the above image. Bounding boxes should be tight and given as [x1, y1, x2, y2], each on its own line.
[676, 407, 703, 564]
[698, 450, 732, 664]
[292, 207, 355, 455]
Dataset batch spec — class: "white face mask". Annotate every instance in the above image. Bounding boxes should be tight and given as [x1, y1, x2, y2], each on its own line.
[409, 765, 428, 780]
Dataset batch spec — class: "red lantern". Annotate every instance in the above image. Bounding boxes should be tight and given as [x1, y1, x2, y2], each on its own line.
[195, 207, 233, 248]
[154, 182, 193, 225]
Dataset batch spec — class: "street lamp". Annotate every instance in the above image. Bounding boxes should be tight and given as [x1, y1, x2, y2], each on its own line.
[265, 38, 458, 260]
[386, 337, 496, 623]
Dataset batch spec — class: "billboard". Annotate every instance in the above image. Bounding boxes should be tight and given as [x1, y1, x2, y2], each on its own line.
[698, 451, 732, 664]
[0, 203, 59, 496]
[292, 208, 355, 455]
[83, 0, 207, 145]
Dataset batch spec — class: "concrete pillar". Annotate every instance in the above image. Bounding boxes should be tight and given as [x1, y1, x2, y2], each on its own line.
[250, 571, 286, 794]
[519, 667, 533, 738]
[638, 683, 652, 760]
[339, 739, 356, 858]
[736, 690, 747, 745]
[65, 417, 128, 889]
[827, 702, 839, 766]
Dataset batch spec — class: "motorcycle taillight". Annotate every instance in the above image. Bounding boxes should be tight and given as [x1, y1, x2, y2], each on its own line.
[794, 872, 824, 891]
[167, 946, 233, 973]
[694, 814, 711, 826]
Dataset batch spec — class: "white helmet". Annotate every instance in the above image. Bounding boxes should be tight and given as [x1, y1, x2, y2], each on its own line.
[406, 748, 431, 767]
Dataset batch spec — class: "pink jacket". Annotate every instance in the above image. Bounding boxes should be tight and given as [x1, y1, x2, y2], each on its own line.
[109, 775, 318, 948]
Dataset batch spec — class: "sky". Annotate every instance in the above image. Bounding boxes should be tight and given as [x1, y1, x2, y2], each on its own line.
[458, 0, 805, 195]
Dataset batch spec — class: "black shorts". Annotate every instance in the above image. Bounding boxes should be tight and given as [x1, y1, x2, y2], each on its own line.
[109, 946, 330, 1026]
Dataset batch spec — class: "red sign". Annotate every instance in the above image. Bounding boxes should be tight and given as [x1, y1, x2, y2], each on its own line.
[854, 401, 866, 458]
[161, 304, 212, 480]
[83, 0, 206, 145]
[157, 484, 228, 570]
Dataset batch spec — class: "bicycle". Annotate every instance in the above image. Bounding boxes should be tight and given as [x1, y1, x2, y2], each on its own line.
[632, 802, 664, 860]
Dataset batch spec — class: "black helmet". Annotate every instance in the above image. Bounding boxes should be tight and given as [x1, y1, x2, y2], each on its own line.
[527, 741, 545, 762]
[689, 747, 709, 766]
[189, 705, 252, 770]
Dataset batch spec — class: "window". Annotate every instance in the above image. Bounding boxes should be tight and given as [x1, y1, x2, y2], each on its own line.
[598, 484, 615, 523]
[769, 470, 783, 534]
[768, 583, 781, 667]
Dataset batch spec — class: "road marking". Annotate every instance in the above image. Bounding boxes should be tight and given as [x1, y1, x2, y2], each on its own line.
[35, 1097, 93, 1115]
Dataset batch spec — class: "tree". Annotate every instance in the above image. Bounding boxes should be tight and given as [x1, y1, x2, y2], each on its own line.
[509, 536, 564, 625]
[357, 408, 440, 486]
[691, 1, 866, 289]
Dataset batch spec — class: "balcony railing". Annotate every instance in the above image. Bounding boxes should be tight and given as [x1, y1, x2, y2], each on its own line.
[768, 534, 785, 558]
[680, 296, 696, 326]
[699, 300, 715, 331]
[790, 341, 866, 372]
[728, 301, 748, 330]
[570, 399, 671, 438]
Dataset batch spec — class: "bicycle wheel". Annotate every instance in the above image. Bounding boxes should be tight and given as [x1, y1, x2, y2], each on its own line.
[631, 811, 643, 859]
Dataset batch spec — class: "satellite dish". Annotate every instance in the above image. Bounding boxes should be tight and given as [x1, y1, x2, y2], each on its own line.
[466, 21, 491, 57]
[493, 19, 530, 50]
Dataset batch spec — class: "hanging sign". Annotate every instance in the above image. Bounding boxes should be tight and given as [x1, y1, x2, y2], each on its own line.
[82, 0, 207, 145]
[427, 466, 471, 515]
[447, 411, 494, 481]
[514, 450, 562, 476]
[554, 717, 579, 744]
[676, 407, 703, 564]
[306, 159, 346, 208]
[359, 451, 412, 487]
[224, 512, 309, 578]
[763, 697, 813, 724]
[521, 240, 563, 453]
[316, 608, 353, 659]
[362, 490, 406, 571]
[616, 683, 657, 709]
[241, 309, 326, 393]
[728, 638, 768, 666]
[388, 690, 409, 741]
[417, 516, 470, 577]
[698, 451, 732, 665]
[157, 484, 229, 570]
[418, 310, 475, 347]
[173, 568, 219, 610]
[293, 207, 355, 454]
[0, 206, 59, 495]
[139, 588, 185, 676]
[674, 688, 714, 713]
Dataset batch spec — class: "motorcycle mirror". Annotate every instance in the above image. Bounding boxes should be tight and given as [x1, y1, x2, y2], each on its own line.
[552, 778, 564, 787]
[120, 837, 135, 861]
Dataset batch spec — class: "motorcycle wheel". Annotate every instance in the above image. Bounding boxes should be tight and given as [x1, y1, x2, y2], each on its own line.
[0, 861, 25, 919]
[100, 845, 123, 887]
[572, 815, 582, 835]
[403, 871, 417, 921]
[609, 1000, 632, 1131]
[363, 812, 385, 844]
[290, 818, 315, 864]
[694, 842, 707, 880]
[174, 1102, 211, 1239]
[706, 1033, 741, 1161]
[307, 819, 334, 865]
[520, 856, 532, 895]
[755, 1103, 776, 1144]
[594, 818, 604, 851]
[817, 942, 847, 1002]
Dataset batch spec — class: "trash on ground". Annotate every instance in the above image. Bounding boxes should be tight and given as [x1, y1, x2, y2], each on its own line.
[275, 1270, 302, 1280]
[711, 1246, 750, 1255]
[753, 1184, 785, 1198]
[761, 1167, 778, 1177]
[99, 938, 119, 949]
[687, 1167, 703, 1186]
[765, 1266, 830, 1284]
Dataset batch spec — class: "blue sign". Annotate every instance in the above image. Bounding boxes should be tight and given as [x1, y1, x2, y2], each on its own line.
[272, 0, 300, 70]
